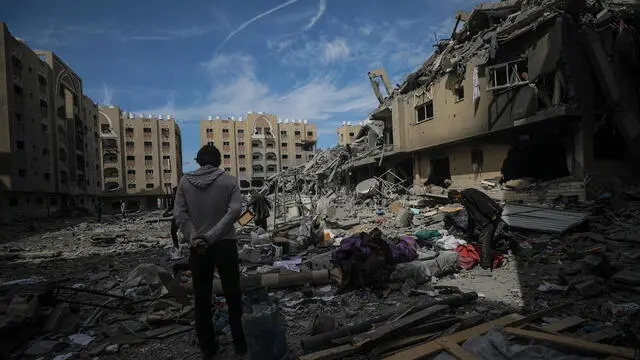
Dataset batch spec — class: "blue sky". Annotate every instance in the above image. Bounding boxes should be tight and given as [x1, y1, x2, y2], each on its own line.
[4, 0, 477, 170]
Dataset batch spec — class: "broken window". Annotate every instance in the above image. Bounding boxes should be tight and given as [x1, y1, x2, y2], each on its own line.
[416, 101, 434, 123]
[307, 131, 313, 137]
[455, 86, 465, 102]
[486, 59, 529, 91]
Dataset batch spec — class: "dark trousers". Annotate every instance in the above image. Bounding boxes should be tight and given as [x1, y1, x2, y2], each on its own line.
[190, 240, 246, 356]
[255, 217, 268, 230]
[170, 219, 179, 249]
[478, 220, 497, 269]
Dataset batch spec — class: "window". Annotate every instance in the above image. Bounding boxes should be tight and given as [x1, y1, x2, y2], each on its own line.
[239, 154, 246, 159]
[16, 140, 24, 149]
[125, 127, 134, 136]
[281, 154, 288, 159]
[207, 141, 214, 147]
[163, 155, 170, 160]
[281, 142, 288, 147]
[282, 166, 288, 170]
[454, 86, 464, 102]
[416, 101, 434, 123]
[238, 142, 245, 147]
[127, 155, 135, 161]
[223, 141, 230, 146]
[128, 183, 136, 189]
[36, 197, 43, 205]
[127, 170, 136, 175]
[222, 129, 229, 133]
[349, 132, 354, 137]
[224, 167, 231, 172]
[237, 129, 244, 135]
[144, 141, 152, 147]
[280, 130, 287, 135]
[223, 154, 231, 159]
[126, 141, 134, 148]
[206, 128, 213, 133]
[60, 171, 68, 184]
[42, 148, 50, 155]
[296, 154, 302, 159]
[50, 197, 58, 206]
[143, 127, 152, 133]
[145, 155, 152, 160]
[146, 183, 154, 189]
[307, 131, 313, 137]
[18, 169, 27, 178]
[44, 173, 51, 181]
[14, 84, 23, 97]
[239, 167, 246, 172]
[146, 169, 153, 174]
[486, 59, 529, 90]
[164, 182, 172, 188]
[252, 154, 260, 160]
[308, 154, 314, 160]
[163, 169, 171, 173]
[294, 130, 301, 136]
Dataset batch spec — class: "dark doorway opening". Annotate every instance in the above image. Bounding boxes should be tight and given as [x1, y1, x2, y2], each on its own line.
[502, 135, 569, 182]
[428, 157, 451, 187]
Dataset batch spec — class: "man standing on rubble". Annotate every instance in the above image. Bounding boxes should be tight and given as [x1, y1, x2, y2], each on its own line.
[249, 189, 271, 231]
[163, 187, 181, 250]
[173, 144, 246, 359]
[448, 188, 504, 270]
[120, 200, 127, 218]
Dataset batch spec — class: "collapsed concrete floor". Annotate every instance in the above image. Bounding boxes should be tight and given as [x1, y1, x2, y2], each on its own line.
[1, 189, 640, 360]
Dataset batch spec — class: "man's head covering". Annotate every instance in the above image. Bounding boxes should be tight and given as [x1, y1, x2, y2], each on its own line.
[195, 145, 221, 167]
[447, 189, 461, 201]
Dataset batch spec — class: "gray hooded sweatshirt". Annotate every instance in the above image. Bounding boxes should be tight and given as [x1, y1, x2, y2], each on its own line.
[173, 165, 241, 244]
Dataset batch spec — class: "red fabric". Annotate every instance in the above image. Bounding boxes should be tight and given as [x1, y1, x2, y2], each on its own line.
[456, 244, 479, 270]
[456, 243, 505, 270]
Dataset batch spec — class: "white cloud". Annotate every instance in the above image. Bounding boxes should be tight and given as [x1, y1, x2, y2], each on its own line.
[321, 38, 350, 63]
[300, 0, 327, 33]
[358, 24, 373, 36]
[267, 38, 294, 51]
[101, 83, 114, 105]
[136, 52, 376, 124]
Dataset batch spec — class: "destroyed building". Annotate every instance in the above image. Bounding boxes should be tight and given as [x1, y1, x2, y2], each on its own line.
[98, 105, 184, 211]
[355, 0, 640, 199]
[200, 113, 318, 191]
[0, 23, 103, 223]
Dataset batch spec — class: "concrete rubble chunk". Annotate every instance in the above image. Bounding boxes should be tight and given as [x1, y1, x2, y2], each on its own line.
[611, 270, 640, 286]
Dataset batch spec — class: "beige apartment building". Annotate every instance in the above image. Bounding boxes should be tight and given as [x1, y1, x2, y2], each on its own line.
[200, 112, 317, 190]
[98, 105, 183, 211]
[336, 121, 364, 146]
[0, 22, 102, 223]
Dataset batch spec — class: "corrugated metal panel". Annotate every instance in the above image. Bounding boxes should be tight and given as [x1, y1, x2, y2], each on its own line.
[502, 204, 589, 233]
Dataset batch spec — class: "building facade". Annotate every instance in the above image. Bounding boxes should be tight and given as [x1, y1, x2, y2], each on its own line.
[354, 1, 640, 199]
[200, 112, 317, 190]
[336, 122, 363, 146]
[98, 106, 183, 211]
[0, 22, 102, 223]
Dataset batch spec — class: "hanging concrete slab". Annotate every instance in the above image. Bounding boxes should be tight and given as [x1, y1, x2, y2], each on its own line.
[501, 204, 589, 233]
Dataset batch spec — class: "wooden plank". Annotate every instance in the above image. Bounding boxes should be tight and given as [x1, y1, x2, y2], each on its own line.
[382, 314, 524, 360]
[581, 328, 622, 343]
[503, 327, 636, 359]
[298, 344, 358, 360]
[436, 338, 478, 360]
[352, 305, 448, 348]
[542, 316, 586, 332]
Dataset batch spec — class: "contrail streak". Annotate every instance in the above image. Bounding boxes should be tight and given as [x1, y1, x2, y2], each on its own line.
[215, 0, 300, 53]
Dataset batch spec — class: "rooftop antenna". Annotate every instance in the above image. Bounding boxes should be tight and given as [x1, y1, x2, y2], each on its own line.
[208, 115, 212, 120]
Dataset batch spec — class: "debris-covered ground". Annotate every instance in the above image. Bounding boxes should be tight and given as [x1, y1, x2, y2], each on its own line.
[2, 178, 640, 360]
